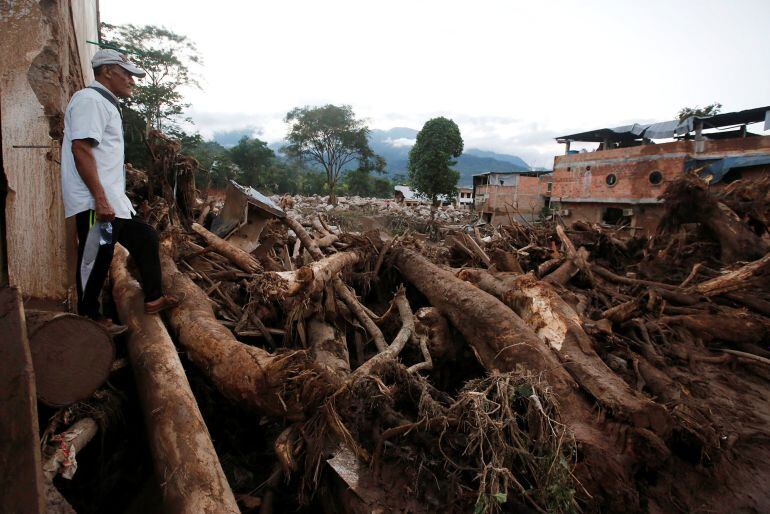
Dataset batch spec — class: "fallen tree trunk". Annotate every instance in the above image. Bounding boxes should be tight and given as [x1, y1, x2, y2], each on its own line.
[26, 310, 115, 407]
[308, 315, 350, 387]
[191, 222, 261, 273]
[394, 247, 669, 510]
[111, 246, 240, 514]
[159, 239, 321, 419]
[687, 252, 770, 297]
[269, 251, 360, 297]
[458, 269, 670, 433]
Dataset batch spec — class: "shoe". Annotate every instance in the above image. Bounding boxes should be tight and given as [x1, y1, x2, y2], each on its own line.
[95, 317, 128, 336]
[144, 293, 184, 315]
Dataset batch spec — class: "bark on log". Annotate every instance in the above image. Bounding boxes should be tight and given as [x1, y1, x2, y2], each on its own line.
[270, 251, 360, 297]
[659, 312, 770, 345]
[308, 315, 350, 387]
[26, 311, 115, 407]
[111, 246, 240, 514]
[159, 240, 316, 419]
[458, 269, 670, 433]
[191, 222, 261, 273]
[0, 287, 45, 514]
[687, 252, 770, 297]
[395, 248, 669, 509]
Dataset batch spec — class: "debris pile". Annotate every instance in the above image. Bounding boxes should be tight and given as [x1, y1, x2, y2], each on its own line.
[50, 135, 770, 513]
[277, 193, 475, 232]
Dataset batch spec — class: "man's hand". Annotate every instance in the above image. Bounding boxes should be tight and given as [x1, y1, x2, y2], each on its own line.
[94, 196, 115, 222]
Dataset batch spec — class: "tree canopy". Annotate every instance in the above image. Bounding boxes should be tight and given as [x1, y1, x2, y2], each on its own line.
[283, 105, 383, 204]
[101, 23, 201, 135]
[408, 117, 464, 204]
[677, 102, 722, 121]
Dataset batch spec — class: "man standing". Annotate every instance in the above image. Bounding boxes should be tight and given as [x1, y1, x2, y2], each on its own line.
[61, 49, 180, 333]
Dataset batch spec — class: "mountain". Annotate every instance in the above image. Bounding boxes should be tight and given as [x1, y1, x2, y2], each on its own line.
[368, 128, 530, 186]
[216, 127, 530, 186]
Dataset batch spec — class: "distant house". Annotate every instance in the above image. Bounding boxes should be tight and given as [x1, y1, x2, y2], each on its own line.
[456, 187, 473, 210]
[394, 185, 422, 206]
[550, 106, 770, 234]
[394, 185, 451, 206]
[472, 171, 552, 224]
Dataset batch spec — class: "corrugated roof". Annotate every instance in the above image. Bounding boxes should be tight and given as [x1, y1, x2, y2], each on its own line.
[556, 105, 770, 143]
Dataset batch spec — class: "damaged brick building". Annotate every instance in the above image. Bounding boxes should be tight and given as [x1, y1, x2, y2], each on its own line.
[472, 170, 552, 223]
[550, 106, 770, 234]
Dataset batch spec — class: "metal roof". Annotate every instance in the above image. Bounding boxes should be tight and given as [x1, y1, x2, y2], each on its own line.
[472, 169, 551, 177]
[556, 105, 770, 143]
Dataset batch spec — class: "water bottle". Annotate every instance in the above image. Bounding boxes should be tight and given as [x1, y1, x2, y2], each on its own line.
[99, 221, 113, 246]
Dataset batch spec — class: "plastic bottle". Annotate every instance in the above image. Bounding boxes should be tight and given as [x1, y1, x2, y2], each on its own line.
[99, 221, 113, 245]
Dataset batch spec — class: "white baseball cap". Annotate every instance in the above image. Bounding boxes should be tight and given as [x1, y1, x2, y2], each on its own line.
[92, 48, 146, 78]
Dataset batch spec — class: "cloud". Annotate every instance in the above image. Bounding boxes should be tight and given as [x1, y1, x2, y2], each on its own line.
[385, 137, 416, 148]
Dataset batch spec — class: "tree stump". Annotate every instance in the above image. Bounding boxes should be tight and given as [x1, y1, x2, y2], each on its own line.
[26, 311, 115, 407]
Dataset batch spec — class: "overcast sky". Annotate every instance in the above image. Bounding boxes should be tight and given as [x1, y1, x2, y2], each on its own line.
[101, 0, 770, 168]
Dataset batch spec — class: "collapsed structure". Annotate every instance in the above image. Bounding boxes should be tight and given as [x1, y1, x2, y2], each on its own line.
[551, 107, 770, 233]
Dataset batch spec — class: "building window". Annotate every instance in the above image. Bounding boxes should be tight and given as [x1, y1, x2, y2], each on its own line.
[606, 173, 618, 186]
[649, 171, 663, 185]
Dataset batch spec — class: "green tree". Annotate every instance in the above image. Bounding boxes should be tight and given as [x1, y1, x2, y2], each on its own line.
[677, 102, 722, 121]
[408, 117, 463, 205]
[228, 136, 275, 188]
[101, 23, 201, 135]
[283, 105, 382, 204]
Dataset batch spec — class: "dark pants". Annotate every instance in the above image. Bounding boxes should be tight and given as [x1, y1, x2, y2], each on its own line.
[75, 210, 162, 319]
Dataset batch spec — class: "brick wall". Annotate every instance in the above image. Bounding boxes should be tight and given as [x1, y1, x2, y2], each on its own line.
[552, 136, 770, 202]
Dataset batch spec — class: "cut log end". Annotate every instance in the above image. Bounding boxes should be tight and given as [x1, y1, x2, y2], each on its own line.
[27, 312, 115, 407]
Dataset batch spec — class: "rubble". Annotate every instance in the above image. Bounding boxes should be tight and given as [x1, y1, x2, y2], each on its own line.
[49, 134, 770, 513]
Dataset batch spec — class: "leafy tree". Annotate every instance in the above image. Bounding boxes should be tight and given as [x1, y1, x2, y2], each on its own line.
[101, 23, 201, 135]
[408, 117, 464, 205]
[677, 102, 722, 121]
[283, 105, 383, 204]
[228, 136, 275, 187]
[181, 137, 235, 190]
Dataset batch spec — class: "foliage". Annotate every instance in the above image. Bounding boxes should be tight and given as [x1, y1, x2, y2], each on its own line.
[283, 105, 383, 203]
[341, 166, 393, 198]
[101, 23, 201, 134]
[677, 102, 722, 121]
[228, 136, 275, 187]
[408, 117, 464, 204]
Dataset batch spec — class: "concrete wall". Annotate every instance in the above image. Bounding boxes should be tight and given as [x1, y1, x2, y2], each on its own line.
[475, 175, 550, 223]
[0, 0, 98, 303]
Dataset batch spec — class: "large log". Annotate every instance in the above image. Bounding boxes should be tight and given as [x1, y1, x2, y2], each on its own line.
[394, 248, 668, 510]
[269, 251, 360, 297]
[111, 246, 240, 514]
[687, 252, 770, 297]
[0, 287, 45, 514]
[458, 269, 670, 433]
[191, 222, 261, 273]
[26, 310, 115, 407]
[308, 315, 350, 386]
[159, 240, 318, 419]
